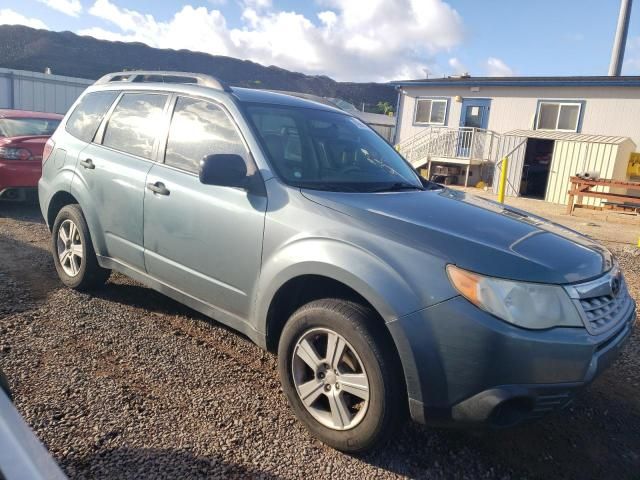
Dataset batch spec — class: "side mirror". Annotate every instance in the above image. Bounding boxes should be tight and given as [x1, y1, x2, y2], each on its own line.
[199, 154, 248, 188]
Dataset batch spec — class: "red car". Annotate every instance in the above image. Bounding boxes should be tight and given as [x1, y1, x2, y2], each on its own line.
[0, 109, 62, 200]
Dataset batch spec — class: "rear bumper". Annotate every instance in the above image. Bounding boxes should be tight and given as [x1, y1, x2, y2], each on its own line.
[387, 295, 636, 427]
[0, 160, 41, 190]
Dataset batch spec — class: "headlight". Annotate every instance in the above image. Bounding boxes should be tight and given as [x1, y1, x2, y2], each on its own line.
[447, 264, 583, 329]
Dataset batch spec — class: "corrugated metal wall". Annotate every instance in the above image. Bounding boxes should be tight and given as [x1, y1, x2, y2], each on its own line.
[0, 68, 92, 114]
[546, 141, 621, 206]
[492, 135, 527, 196]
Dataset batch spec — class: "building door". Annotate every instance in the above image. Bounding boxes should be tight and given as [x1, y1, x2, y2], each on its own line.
[520, 139, 555, 199]
[459, 98, 491, 129]
[458, 99, 491, 157]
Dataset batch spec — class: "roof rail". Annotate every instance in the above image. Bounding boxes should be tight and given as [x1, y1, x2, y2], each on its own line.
[94, 70, 230, 91]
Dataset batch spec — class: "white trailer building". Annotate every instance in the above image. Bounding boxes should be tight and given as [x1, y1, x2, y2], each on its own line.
[391, 76, 640, 205]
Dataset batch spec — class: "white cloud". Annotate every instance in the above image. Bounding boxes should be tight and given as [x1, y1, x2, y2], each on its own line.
[486, 57, 513, 76]
[79, 0, 464, 82]
[0, 8, 48, 29]
[448, 57, 467, 75]
[82, 0, 233, 55]
[37, 0, 82, 17]
[243, 0, 272, 10]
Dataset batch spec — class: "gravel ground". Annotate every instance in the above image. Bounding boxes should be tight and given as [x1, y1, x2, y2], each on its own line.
[0, 200, 639, 479]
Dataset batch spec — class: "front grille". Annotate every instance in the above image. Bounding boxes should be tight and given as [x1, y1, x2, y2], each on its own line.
[565, 267, 634, 336]
[579, 282, 632, 334]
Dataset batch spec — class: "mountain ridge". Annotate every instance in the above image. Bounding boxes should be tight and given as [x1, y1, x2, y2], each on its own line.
[0, 25, 396, 109]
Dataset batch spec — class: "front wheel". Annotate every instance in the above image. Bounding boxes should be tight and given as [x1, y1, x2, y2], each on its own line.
[51, 204, 110, 290]
[278, 299, 405, 452]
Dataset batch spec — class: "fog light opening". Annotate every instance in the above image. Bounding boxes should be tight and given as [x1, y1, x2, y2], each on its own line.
[490, 397, 534, 427]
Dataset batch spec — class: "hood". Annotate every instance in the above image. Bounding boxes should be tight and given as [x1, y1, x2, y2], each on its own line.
[301, 187, 612, 284]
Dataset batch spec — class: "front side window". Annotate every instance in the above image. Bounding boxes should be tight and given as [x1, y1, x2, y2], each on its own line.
[414, 98, 447, 125]
[65, 90, 119, 142]
[102, 93, 168, 160]
[0, 117, 60, 137]
[164, 97, 246, 173]
[246, 104, 422, 192]
[536, 101, 582, 132]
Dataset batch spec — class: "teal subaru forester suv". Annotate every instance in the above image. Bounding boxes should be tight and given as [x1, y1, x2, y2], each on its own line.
[39, 71, 635, 452]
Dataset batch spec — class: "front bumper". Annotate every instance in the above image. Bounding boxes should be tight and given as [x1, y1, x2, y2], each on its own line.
[387, 295, 636, 427]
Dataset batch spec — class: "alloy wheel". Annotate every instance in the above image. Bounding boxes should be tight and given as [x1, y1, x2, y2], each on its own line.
[291, 328, 370, 430]
[56, 219, 83, 277]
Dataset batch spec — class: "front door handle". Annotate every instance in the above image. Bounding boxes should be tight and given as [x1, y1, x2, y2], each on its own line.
[147, 181, 170, 196]
[79, 158, 95, 169]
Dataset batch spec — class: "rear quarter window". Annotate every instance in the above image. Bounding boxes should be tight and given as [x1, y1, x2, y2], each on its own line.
[65, 91, 119, 143]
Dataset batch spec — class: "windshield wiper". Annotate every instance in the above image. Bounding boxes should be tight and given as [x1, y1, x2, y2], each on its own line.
[297, 182, 363, 192]
[370, 182, 424, 193]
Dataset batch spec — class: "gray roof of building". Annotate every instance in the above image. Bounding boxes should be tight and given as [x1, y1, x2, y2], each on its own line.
[389, 76, 640, 88]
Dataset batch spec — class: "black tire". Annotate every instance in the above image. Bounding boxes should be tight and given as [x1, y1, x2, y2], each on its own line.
[278, 299, 405, 452]
[51, 204, 110, 290]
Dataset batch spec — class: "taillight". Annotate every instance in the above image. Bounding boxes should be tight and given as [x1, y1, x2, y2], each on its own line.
[42, 138, 55, 165]
[0, 147, 32, 161]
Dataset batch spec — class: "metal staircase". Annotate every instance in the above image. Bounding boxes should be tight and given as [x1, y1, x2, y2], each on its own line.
[396, 126, 499, 169]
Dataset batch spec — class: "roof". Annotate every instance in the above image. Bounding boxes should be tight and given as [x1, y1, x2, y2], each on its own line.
[505, 129, 633, 145]
[231, 87, 343, 113]
[0, 109, 63, 119]
[389, 76, 640, 88]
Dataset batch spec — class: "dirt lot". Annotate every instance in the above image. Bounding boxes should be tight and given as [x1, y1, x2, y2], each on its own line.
[0, 198, 639, 479]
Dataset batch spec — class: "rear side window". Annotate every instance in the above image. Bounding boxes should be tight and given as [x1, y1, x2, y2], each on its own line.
[66, 91, 119, 142]
[164, 97, 246, 173]
[102, 93, 168, 160]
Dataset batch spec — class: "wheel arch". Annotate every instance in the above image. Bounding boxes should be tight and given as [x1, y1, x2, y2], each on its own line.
[264, 274, 385, 353]
[47, 190, 79, 231]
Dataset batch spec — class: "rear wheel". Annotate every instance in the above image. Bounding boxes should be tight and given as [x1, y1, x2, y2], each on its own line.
[278, 299, 405, 452]
[51, 204, 110, 290]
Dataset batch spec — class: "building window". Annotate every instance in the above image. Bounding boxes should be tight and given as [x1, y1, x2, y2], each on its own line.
[536, 101, 582, 132]
[414, 98, 448, 125]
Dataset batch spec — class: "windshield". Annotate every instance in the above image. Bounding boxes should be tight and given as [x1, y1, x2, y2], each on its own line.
[245, 104, 422, 192]
[0, 117, 60, 137]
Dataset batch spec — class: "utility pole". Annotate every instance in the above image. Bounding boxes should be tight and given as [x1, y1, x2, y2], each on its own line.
[609, 0, 633, 76]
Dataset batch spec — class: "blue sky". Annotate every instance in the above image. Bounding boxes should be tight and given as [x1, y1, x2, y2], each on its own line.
[1, 0, 639, 82]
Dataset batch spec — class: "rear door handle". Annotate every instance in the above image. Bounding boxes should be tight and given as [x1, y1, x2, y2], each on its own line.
[147, 181, 170, 196]
[79, 158, 95, 169]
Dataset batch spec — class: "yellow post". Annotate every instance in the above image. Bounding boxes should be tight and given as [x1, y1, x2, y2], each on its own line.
[637, 236, 640, 248]
[497, 156, 509, 203]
